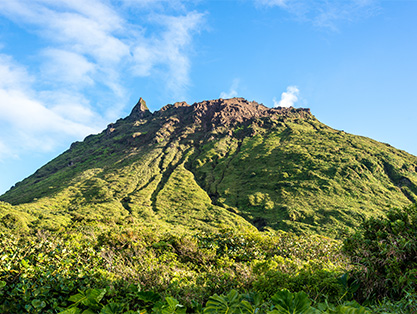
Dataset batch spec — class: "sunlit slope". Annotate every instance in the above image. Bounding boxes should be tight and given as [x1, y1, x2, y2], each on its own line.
[1, 98, 417, 235]
[190, 118, 417, 234]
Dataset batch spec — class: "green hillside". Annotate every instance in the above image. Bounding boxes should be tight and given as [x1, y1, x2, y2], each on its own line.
[1, 97, 417, 235]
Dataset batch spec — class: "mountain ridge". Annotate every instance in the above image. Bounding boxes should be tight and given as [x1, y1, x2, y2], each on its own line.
[1, 97, 416, 235]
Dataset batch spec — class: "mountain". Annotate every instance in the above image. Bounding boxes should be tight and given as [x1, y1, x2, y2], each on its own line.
[1, 97, 417, 235]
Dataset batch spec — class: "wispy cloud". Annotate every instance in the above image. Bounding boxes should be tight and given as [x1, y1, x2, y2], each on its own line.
[41, 49, 96, 87]
[254, 0, 287, 8]
[220, 79, 240, 99]
[0, 0, 205, 159]
[0, 0, 205, 108]
[133, 11, 205, 99]
[0, 138, 15, 161]
[274, 86, 299, 107]
[0, 54, 99, 158]
[119, 0, 190, 11]
[254, 0, 380, 30]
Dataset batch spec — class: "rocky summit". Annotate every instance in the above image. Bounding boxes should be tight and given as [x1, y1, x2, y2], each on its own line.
[1, 97, 417, 235]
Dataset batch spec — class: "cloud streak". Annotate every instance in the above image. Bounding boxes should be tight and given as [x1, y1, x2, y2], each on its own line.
[0, 54, 99, 159]
[133, 11, 205, 98]
[254, 0, 379, 29]
[0, 0, 205, 105]
[0, 0, 205, 159]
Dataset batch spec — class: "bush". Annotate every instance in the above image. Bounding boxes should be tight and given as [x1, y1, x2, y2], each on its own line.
[0, 226, 352, 312]
[343, 203, 417, 300]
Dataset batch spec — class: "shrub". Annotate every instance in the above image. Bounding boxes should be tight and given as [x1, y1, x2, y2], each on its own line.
[343, 203, 417, 300]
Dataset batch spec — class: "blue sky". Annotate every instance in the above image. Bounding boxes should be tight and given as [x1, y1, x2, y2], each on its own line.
[0, 0, 416, 194]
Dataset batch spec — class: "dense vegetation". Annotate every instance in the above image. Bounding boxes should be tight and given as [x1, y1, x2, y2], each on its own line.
[1, 205, 417, 313]
[0, 222, 355, 313]
[2, 99, 417, 312]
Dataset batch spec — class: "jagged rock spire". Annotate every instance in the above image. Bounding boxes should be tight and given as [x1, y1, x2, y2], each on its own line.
[129, 97, 151, 119]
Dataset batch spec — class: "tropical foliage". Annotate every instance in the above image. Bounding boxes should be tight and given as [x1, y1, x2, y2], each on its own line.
[1, 100, 417, 313]
[1, 205, 417, 313]
[344, 203, 417, 300]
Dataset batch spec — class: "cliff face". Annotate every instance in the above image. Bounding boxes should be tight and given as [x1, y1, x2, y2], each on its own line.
[1, 98, 417, 235]
[127, 97, 311, 132]
[129, 97, 151, 120]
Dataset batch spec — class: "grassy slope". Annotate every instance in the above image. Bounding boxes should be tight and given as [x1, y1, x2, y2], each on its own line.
[191, 117, 417, 235]
[1, 101, 417, 235]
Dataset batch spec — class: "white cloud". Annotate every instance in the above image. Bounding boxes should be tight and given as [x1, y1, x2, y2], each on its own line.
[254, 0, 287, 8]
[0, 54, 33, 90]
[0, 139, 15, 161]
[220, 79, 240, 99]
[132, 11, 205, 98]
[39, 91, 96, 124]
[0, 0, 204, 108]
[119, 0, 188, 10]
[0, 0, 205, 160]
[274, 86, 299, 108]
[0, 54, 100, 156]
[254, 0, 379, 29]
[0, 1, 126, 60]
[0, 89, 94, 136]
[41, 49, 96, 87]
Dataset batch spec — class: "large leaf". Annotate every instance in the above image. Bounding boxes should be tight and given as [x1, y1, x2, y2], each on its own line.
[239, 300, 258, 314]
[269, 289, 316, 314]
[100, 302, 125, 314]
[331, 305, 370, 314]
[66, 288, 106, 312]
[69, 292, 87, 304]
[58, 308, 82, 314]
[203, 290, 242, 314]
[137, 291, 162, 304]
[84, 288, 107, 307]
[153, 296, 186, 314]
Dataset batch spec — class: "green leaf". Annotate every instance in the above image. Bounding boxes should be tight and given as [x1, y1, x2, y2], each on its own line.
[58, 308, 82, 314]
[67, 288, 106, 311]
[69, 292, 87, 304]
[269, 289, 315, 314]
[100, 302, 124, 314]
[153, 297, 186, 314]
[20, 259, 29, 268]
[162, 297, 186, 314]
[83, 288, 107, 308]
[204, 290, 241, 314]
[332, 304, 370, 314]
[0, 281, 6, 289]
[32, 299, 46, 309]
[136, 291, 161, 304]
[239, 300, 257, 314]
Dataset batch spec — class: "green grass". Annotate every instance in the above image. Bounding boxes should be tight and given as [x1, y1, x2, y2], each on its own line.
[1, 100, 416, 235]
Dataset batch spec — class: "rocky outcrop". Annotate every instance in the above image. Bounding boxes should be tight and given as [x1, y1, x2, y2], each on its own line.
[126, 97, 313, 137]
[129, 97, 152, 119]
[188, 98, 313, 130]
[148, 97, 313, 130]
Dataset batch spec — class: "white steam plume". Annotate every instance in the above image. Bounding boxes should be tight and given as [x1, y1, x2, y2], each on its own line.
[274, 86, 299, 107]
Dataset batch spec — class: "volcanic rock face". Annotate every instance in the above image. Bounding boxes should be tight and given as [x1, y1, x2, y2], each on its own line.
[121, 98, 314, 149]
[2, 97, 417, 235]
[131, 97, 312, 133]
[190, 98, 309, 129]
[129, 97, 151, 119]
